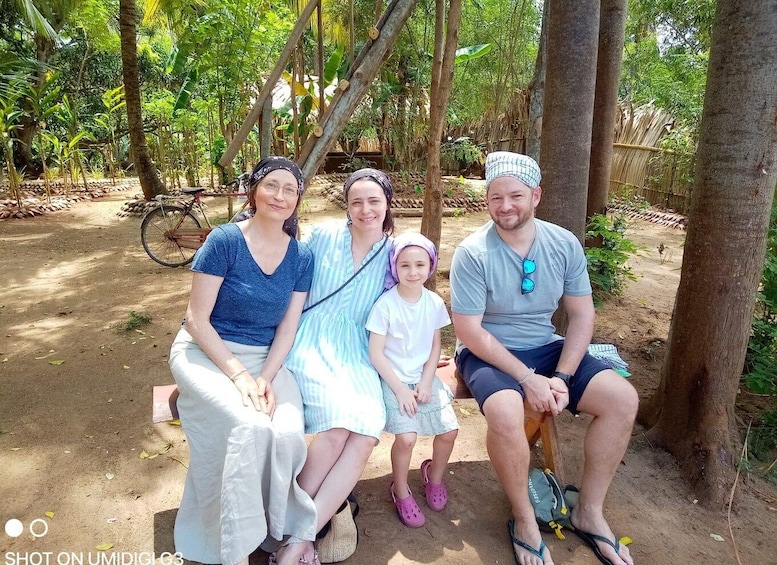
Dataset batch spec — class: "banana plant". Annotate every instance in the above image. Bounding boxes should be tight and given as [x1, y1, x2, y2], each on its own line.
[43, 133, 70, 195]
[277, 45, 345, 149]
[94, 85, 126, 184]
[56, 94, 93, 189]
[26, 72, 63, 201]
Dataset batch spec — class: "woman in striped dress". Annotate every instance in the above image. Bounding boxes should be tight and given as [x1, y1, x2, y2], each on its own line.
[286, 168, 394, 533]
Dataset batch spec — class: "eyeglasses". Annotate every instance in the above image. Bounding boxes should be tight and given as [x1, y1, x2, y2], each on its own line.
[521, 258, 536, 295]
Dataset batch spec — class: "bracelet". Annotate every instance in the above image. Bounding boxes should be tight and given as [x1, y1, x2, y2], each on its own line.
[518, 368, 535, 385]
[228, 368, 249, 381]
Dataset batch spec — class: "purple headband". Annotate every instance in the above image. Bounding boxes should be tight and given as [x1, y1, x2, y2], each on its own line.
[384, 232, 439, 290]
[250, 156, 305, 195]
[343, 168, 393, 203]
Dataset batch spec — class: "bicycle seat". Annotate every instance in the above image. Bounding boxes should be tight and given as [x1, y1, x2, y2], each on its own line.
[182, 186, 207, 195]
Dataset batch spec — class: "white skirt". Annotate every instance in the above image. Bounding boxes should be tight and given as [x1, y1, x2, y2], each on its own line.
[169, 329, 317, 565]
[381, 375, 460, 436]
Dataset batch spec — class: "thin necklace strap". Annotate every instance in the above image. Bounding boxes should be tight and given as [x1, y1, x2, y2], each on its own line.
[302, 235, 389, 314]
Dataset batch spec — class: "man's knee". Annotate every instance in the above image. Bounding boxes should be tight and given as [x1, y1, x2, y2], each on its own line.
[580, 370, 639, 421]
[483, 389, 526, 436]
[618, 380, 639, 421]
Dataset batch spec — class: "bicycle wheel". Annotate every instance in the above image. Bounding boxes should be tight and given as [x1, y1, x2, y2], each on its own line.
[140, 206, 203, 267]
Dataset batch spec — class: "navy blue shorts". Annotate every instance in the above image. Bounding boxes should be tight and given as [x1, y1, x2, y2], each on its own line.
[454, 340, 609, 414]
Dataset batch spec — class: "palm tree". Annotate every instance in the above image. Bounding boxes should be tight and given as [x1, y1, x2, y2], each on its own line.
[119, 0, 166, 198]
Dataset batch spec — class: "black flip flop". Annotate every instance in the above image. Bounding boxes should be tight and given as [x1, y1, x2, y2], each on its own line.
[507, 517, 546, 563]
[570, 525, 621, 565]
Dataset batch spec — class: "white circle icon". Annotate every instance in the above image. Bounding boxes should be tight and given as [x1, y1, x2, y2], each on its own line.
[5, 518, 24, 538]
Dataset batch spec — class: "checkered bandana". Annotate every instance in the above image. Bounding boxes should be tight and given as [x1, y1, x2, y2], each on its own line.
[485, 151, 541, 189]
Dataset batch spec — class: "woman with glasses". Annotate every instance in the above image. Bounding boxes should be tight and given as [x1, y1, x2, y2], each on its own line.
[168, 157, 319, 565]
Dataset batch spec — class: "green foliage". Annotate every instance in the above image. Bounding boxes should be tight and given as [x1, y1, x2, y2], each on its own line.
[585, 214, 638, 305]
[454, 43, 492, 64]
[745, 202, 777, 392]
[622, 0, 714, 129]
[742, 201, 777, 467]
[120, 311, 152, 332]
[441, 137, 484, 170]
[748, 411, 777, 471]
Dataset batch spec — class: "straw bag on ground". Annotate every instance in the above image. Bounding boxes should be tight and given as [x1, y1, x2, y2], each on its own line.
[316, 493, 360, 563]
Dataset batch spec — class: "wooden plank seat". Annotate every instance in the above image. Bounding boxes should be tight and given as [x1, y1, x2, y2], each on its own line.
[436, 362, 564, 480]
[152, 361, 564, 479]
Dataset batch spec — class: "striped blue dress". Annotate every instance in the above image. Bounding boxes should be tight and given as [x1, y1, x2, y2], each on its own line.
[286, 221, 390, 440]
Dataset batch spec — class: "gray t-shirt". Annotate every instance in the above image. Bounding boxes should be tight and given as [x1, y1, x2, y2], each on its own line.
[450, 219, 591, 351]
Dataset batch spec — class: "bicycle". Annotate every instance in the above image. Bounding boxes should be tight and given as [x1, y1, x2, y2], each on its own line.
[140, 174, 250, 267]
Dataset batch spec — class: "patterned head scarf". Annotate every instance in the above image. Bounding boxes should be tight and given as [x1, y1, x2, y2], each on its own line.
[248, 156, 305, 238]
[249, 156, 305, 194]
[485, 151, 542, 190]
[384, 232, 439, 290]
[343, 168, 393, 204]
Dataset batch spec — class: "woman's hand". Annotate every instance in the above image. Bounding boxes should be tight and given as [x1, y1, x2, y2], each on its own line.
[233, 373, 276, 417]
[415, 382, 432, 404]
[393, 386, 418, 417]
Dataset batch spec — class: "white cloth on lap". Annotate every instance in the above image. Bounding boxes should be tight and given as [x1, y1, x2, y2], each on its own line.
[169, 328, 317, 565]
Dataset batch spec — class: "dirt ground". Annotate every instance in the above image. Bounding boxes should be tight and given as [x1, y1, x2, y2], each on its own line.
[1, 179, 776, 565]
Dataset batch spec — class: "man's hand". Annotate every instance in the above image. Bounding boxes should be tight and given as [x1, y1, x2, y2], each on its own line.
[521, 374, 559, 414]
[548, 377, 570, 414]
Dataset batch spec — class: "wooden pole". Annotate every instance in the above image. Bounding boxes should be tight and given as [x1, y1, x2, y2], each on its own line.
[299, 0, 413, 181]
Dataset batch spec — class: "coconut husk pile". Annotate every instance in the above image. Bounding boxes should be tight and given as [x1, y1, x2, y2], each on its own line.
[0, 179, 138, 220]
[608, 200, 688, 230]
[117, 193, 194, 218]
[318, 173, 486, 213]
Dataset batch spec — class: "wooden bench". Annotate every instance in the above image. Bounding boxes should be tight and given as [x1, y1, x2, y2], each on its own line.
[153, 363, 564, 479]
[436, 362, 564, 480]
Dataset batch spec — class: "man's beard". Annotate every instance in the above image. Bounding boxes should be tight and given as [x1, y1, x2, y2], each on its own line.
[491, 210, 533, 231]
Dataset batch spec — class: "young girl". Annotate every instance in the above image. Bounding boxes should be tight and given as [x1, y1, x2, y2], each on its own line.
[366, 232, 459, 528]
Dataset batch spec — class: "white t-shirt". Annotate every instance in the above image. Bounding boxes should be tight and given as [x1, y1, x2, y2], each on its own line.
[366, 286, 451, 385]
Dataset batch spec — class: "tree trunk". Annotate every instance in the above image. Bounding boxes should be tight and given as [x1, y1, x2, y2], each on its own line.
[587, 0, 627, 220]
[421, 0, 462, 292]
[537, 0, 600, 242]
[119, 0, 166, 199]
[641, 0, 777, 508]
[525, 0, 548, 162]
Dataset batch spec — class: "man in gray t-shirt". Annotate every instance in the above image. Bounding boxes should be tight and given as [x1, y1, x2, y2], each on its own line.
[451, 152, 637, 565]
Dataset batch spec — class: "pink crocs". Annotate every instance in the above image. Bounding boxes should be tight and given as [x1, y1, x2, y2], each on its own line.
[390, 482, 426, 528]
[421, 459, 448, 511]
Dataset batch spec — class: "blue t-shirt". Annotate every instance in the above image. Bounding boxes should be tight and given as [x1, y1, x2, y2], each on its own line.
[191, 223, 314, 346]
[450, 219, 591, 351]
